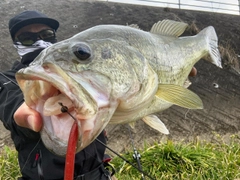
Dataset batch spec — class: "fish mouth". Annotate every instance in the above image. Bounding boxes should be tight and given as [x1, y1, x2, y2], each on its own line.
[16, 63, 116, 156]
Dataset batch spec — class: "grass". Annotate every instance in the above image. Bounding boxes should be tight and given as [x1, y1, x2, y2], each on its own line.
[219, 43, 239, 72]
[0, 134, 240, 180]
[0, 146, 21, 180]
[111, 134, 240, 180]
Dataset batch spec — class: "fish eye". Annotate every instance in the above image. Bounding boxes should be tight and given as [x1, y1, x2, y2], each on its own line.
[72, 43, 92, 63]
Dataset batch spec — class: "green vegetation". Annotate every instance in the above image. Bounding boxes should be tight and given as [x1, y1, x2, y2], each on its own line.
[111, 134, 240, 180]
[1, 134, 240, 180]
[0, 146, 21, 179]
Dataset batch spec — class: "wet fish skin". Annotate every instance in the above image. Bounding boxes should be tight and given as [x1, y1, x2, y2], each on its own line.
[16, 19, 221, 156]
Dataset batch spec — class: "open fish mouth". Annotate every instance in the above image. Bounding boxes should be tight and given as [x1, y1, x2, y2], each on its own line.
[16, 63, 115, 156]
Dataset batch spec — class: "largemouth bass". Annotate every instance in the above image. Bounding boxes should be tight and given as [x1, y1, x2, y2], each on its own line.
[16, 20, 221, 156]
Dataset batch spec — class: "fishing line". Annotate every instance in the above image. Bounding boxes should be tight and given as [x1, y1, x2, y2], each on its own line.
[59, 102, 155, 180]
[58, 102, 77, 120]
[20, 138, 41, 172]
[0, 72, 45, 178]
[0, 72, 18, 86]
[96, 138, 155, 180]
[127, 125, 145, 180]
[0, 71, 51, 105]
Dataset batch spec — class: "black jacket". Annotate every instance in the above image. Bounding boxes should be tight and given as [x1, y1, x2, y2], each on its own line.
[0, 50, 106, 180]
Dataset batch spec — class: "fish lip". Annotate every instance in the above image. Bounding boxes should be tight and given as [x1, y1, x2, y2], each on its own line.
[16, 63, 98, 118]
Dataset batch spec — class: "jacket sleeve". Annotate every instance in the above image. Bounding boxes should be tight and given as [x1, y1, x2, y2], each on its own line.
[0, 70, 39, 149]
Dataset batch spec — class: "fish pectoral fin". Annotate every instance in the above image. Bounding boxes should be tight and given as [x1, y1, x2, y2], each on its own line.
[150, 19, 188, 37]
[156, 84, 203, 109]
[142, 115, 169, 134]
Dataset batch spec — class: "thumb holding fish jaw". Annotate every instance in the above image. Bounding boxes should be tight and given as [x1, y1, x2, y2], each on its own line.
[14, 102, 43, 132]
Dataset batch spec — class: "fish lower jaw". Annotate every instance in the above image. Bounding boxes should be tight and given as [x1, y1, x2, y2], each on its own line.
[40, 111, 96, 156]
[40, 127, 69, 156]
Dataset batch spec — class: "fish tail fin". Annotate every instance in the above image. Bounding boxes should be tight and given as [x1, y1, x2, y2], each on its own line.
[199, 26, 222, 68]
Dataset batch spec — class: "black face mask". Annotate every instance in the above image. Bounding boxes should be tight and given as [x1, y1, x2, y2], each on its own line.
[11, 49, 44, 71]
[21, 48, 44, 65]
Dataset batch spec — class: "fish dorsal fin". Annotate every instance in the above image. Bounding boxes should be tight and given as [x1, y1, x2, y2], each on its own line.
[128, 23, 141, 30]
[142, 115, 169, 134]
[156, 84, 203, 109]
[150, 19, 188, 37]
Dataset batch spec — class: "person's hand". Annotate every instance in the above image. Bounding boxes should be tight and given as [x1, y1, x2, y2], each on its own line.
[14, 102, 43, 132]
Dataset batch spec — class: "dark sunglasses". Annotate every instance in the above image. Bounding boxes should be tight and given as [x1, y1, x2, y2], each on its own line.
[15, 29, 56, 46]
